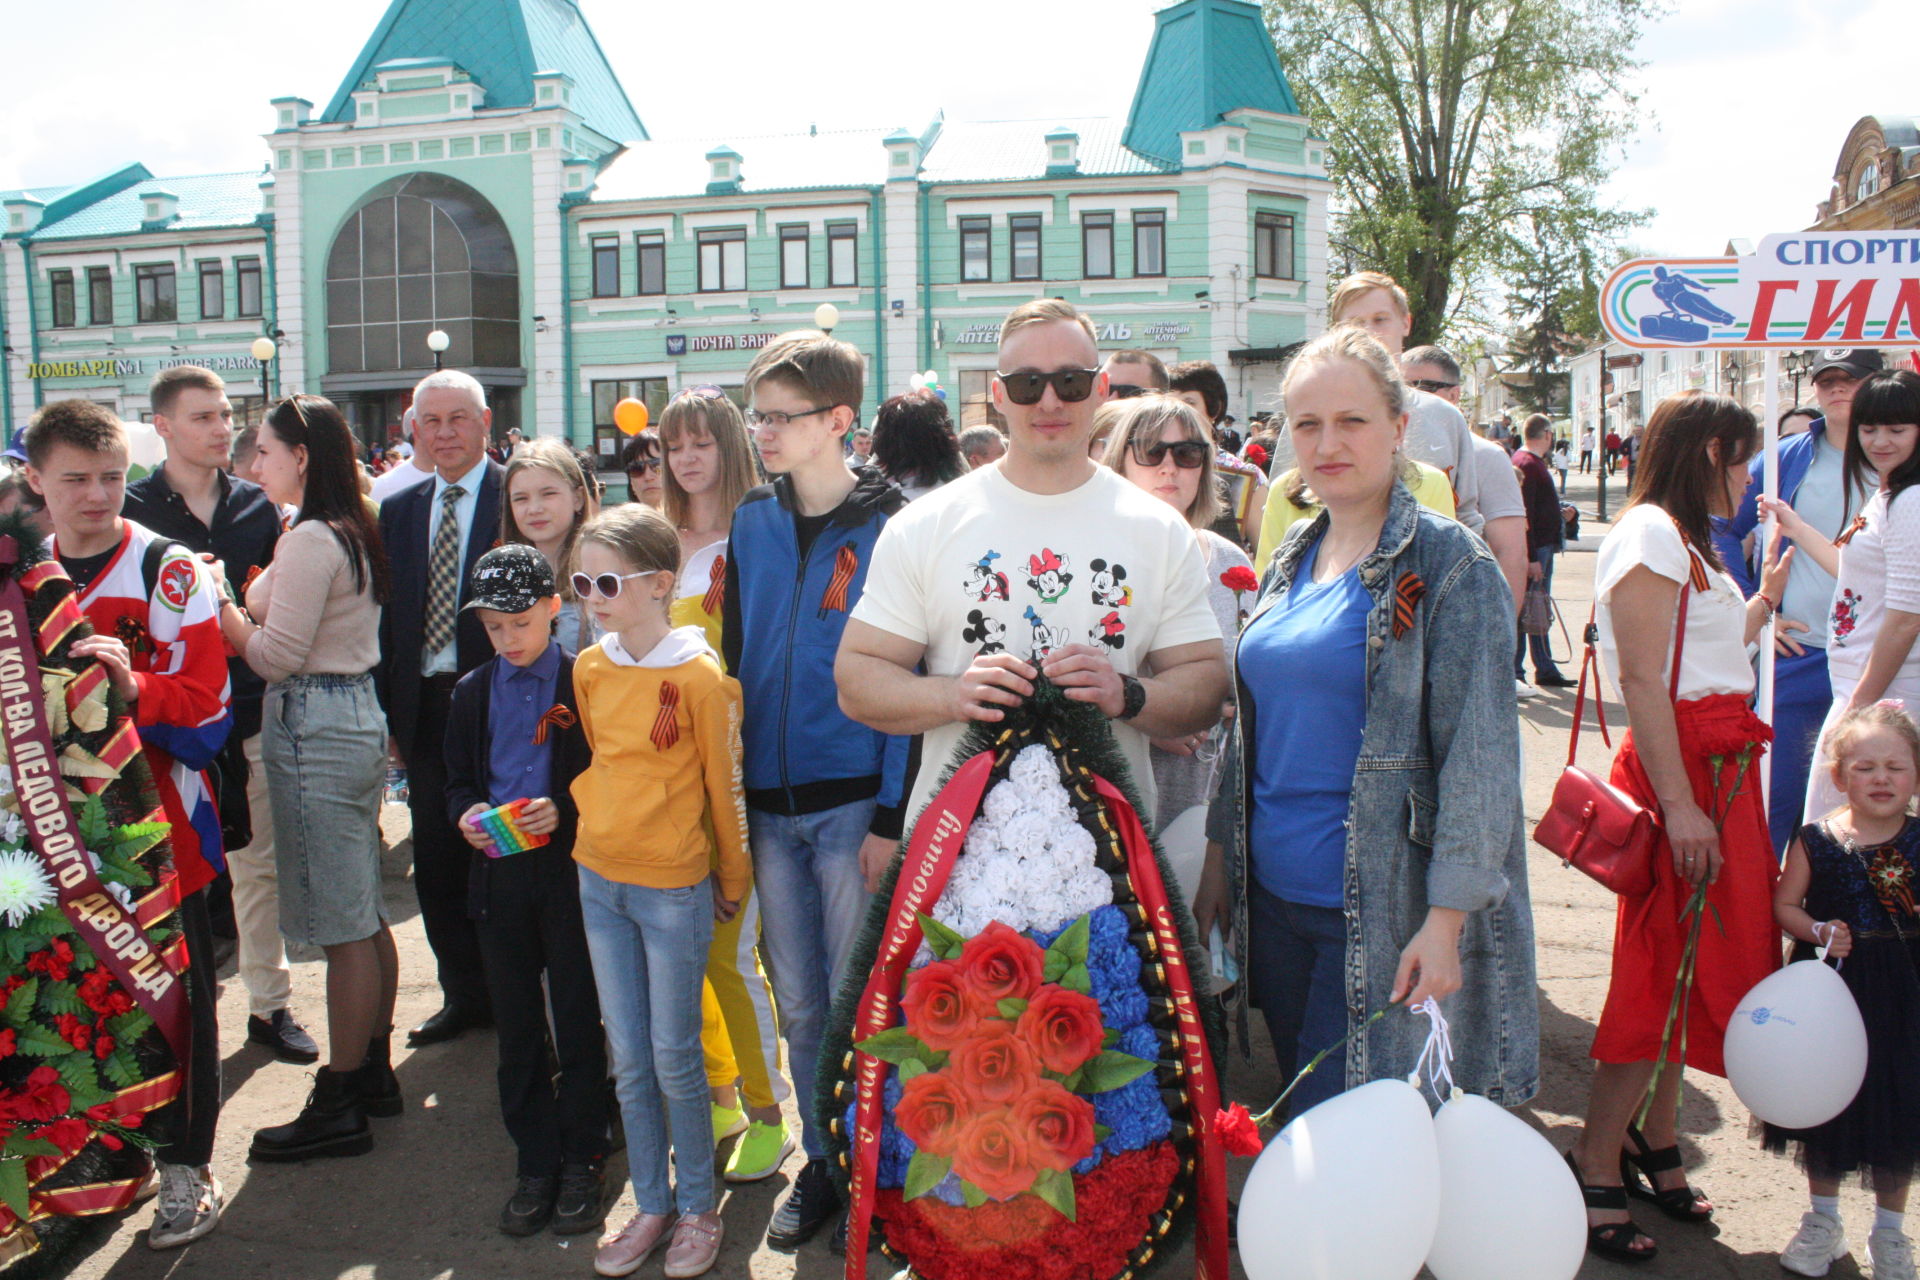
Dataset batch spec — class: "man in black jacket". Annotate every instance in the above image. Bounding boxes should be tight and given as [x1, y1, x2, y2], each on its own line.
[376, 370, 505, 1045]
[124, 365, 318, 1064]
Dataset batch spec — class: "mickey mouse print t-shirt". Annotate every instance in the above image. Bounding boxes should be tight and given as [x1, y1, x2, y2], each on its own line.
[853, 463, 1221, 822]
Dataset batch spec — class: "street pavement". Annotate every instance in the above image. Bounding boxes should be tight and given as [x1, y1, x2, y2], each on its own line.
[51, 464, 1865, 1279]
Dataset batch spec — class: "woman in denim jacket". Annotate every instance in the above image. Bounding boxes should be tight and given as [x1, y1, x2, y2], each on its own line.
[1198, 329, 1538, 1117]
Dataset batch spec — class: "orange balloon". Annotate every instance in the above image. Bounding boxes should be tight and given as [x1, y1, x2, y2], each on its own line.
[613, 398, 650, 436]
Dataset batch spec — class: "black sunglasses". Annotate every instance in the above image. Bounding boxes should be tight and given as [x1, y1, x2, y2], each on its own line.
[996, 368, 1102, 406]
[1407, 378, 1458, 394]
[1108, 383, 1155, 400]
[1132, 439, 1209, 470]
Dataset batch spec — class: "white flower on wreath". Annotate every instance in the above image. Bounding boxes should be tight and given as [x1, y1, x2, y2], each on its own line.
[932, 745, 1112, 939]
[0, 848, 56, 927]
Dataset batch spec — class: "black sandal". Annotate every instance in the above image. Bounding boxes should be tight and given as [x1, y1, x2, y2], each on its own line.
[1564, 1152, 1657, 1264]
[1620, 1125, 1713, 1222]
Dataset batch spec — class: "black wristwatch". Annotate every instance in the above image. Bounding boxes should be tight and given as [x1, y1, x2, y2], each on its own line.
[1116, 674, 1147, 720]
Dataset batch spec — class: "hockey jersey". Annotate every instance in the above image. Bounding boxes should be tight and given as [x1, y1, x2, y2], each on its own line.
[52, 520, 233, 896]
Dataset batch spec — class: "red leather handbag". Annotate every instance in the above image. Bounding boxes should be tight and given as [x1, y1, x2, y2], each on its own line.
[1533, 583, 1689, 897]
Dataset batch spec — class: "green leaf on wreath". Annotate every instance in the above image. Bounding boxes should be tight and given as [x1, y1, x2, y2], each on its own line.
[904, 1151, 952, 1201]
[108, 822, 168, 861]
[2, 934, 26, 967]
[958, 1179, 988, 1209]
[0, 1158, 27, 1224]
[54, 1051, 104, 1098]
[1060, 962, 1091, 995]
[1102, 1027, 1119, 1048]
[102, 1045, 141, 1090]
[10, 1026, 66, 1060]
[917, 913, 967, 961]
[108, 1008, 154, 1042]
[1045, 915, 1090, 971]
[1031, 1167, 1077, 1221]
[68, 947, 97, 973]
[853, 1027, 934, 1065]
[1074, 1050, 1155, 1093]
[3, 1137, 59, 1160]
[996, 997, 1028, 1019]
[2, 978, 33, 1025]
[1093, 1123, 1112, 1141]
[38, 980, 84, 1018]
[97, 852, 153, 889]
[77, 795, 111, 851]
[897, 1059, 928, 1083]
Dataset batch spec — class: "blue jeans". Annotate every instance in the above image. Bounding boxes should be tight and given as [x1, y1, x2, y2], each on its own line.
[1247, 880, 1349, 1118]
[1768, 645, 1830, 858]
[577, 865, 715, 1216]
[749, 799, 875, 1159]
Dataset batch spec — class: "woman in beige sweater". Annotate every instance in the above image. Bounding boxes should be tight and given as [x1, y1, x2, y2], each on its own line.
[210, 394, 399, 1162]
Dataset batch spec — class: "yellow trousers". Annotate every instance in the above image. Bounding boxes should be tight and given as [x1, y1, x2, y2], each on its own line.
[700, 887, 788, 1109]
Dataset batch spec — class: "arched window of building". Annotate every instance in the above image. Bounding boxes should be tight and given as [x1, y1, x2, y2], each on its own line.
[1856, 162, 1880, 205]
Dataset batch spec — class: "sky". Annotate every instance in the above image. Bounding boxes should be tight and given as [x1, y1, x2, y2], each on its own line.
[0, 0, 1907, 259]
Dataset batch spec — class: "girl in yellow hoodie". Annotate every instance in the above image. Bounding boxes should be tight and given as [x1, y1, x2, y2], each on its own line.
[569, 504, 748, 1278]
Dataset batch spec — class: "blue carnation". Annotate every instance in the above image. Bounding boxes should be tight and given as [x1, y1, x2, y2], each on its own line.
[844, 1070, 920, 1188]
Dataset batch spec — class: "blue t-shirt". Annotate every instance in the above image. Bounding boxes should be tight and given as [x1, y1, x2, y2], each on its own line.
[1238, 536, 1371, 907]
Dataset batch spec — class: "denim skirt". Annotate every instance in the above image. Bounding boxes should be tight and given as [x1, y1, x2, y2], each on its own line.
[261, 672, 389, 947]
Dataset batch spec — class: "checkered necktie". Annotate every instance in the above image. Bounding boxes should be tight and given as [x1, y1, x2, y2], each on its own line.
[424, 484, 466, 656]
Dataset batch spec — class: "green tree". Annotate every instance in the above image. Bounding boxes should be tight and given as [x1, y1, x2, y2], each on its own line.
[1266, 0, 1654, 346]
[1501, 207, 1609, 414]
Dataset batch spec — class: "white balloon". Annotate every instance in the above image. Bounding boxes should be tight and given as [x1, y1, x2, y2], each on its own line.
[1238, 1078, 1440, 1280]
[1158, 804, 1208, 904]
[1426, 1093, 1585, 1280]
[908, 374, 927, 391]
[123, 420, 166, 471]
[1724, 959, 1868, 1129]
[924, 368, 939, 385]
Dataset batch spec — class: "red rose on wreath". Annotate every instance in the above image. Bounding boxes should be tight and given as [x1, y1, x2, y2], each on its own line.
[956, 921, 1045, 1006]
[93, 1034, 115, 1061]
[26, 938, 75, 982]
[896, 1070, 970, 1156]
[901, 961, 983, 1053]
[78, 970, 116, 1014]
[54, 1013, 91, 1052]
[951, 1107, 1038, 1200]
[1012, 1078, 1097, 1171]
[1016, 985, 1106, 1074]
[951, 1022, 1041, 1105]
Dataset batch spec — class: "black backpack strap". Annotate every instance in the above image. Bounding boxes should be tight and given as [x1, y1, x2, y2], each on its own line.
[140, 536, 186, 600]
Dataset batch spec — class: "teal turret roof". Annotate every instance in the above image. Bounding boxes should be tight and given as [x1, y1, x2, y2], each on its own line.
[322, 0, 645, 142]
[31, 171, 265, 241]
[1123, 0, 1300, 165]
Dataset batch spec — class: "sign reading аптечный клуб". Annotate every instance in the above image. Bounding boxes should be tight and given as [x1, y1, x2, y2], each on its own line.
[1599, 231, 1920, 350]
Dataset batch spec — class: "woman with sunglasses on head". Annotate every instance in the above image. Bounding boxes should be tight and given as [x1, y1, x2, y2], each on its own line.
[620, 429, 666, 509]
[503, 439, 602, 654]
[655, 386, 793, 1185]
[207, 394, 402, 1161]
[1198, 327, 1537, 1134]
[1099, 396, 1252, 854]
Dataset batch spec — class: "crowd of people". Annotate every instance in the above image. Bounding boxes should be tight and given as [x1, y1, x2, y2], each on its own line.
[2, 272, 1918, 1280]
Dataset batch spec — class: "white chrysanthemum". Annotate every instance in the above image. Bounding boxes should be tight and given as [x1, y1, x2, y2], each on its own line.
[0, 810, 25, 848]
[933, 745, 1112, 937]
[0, 850, 56, 927]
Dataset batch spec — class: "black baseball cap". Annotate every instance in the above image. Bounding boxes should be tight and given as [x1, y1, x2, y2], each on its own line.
[1809, 349, 1887, 381]
[463, 544, 555, 614]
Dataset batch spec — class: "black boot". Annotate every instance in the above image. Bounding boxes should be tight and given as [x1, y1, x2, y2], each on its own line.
[249, 1069, 372, 1162]
[352, 1026, 403, 1118]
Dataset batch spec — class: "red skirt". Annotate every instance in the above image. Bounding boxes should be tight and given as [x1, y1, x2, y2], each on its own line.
[1590, 693, 1781, 1077]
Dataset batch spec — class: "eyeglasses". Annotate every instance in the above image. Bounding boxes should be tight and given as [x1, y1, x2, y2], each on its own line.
[1108, 383, 1155, 400]
[570, 569, 657, 600]
[746, 406, 835, 429]
[996, 368, 1102, 406]
[1407, 379, 1458, 394]
[674, 384, 727, 402]
[1132, 439, 1210, 469]
[626, 458, 662, 475]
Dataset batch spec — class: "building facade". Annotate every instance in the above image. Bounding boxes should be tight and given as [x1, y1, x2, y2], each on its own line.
[2, 0, 1329, 463]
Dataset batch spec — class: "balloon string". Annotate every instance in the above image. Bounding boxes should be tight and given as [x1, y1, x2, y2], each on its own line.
[1249, 995, 1408, 1127]
[1812, 921, 1844, 973]
[1406, 997, 1455, 1104]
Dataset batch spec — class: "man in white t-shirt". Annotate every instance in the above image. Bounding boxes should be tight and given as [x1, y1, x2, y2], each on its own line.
[837, 299, 1228, 826]
[370, 408, 433, 502]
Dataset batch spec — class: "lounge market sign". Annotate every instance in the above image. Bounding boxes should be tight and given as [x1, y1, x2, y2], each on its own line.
[28, 354, 265, 381]
[1600, 231, 1920, 349]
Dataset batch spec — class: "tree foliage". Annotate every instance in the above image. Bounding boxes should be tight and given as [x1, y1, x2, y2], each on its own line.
[1266, 0, 1654, 348]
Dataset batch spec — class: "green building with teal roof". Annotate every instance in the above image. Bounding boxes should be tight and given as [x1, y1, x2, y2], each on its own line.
[3, 0, 1327, 462]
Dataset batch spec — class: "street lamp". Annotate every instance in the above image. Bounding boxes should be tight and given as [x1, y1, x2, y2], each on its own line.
[1722, 354, 1743, 403]
[1783, 349, 1814, 407]
[426, 328, 451, 372]
[249, 335, 276, 405]
[813, 303, 839, 336]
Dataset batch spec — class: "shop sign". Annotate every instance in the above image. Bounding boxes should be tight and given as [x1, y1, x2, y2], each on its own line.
[664, 332, 779, 357]
[948, 320, 1193, 346]
[1600, 231, 1920, 348]
[27, 353, 265, 381]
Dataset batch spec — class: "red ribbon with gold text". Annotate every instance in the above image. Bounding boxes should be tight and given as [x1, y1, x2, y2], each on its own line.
[1094, 775, 1231, 1280]
[0, 540, 191, 1067]
[844, 749, 996, 1279]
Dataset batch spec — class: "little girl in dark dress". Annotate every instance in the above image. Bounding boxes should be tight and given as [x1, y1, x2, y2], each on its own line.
[1769, 703, 1920, 1280]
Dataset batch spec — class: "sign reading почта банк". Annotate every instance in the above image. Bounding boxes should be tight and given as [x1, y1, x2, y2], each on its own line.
[1600, 232, 1920, 350]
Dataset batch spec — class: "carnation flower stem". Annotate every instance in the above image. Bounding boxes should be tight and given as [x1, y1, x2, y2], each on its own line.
[1249, 996, 1406, 1127]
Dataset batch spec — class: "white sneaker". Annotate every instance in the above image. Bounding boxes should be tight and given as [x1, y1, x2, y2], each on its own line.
[1516, 679, 1540, 699]
[1871, 1226, 1917, 1280]
[1781, 1211, 1849, 1277]
[148, 1162, 224, 1250]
